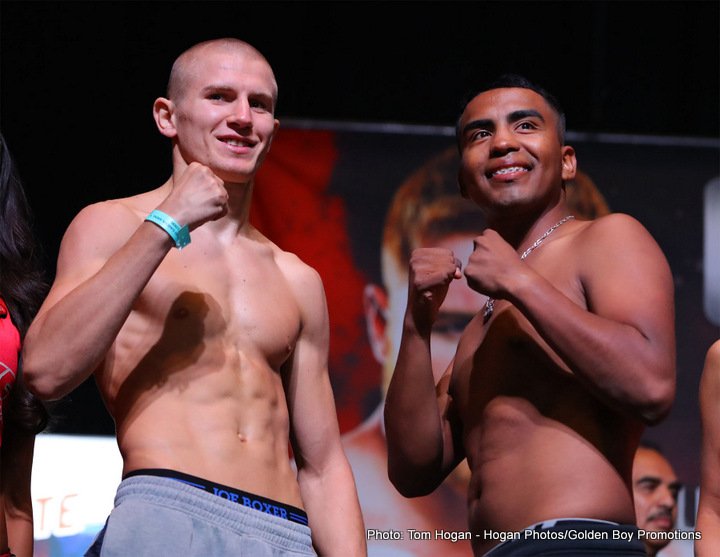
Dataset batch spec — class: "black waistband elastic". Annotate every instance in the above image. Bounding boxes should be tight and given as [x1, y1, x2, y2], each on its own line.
[528, 519, 623, 530]
[124, 468, 309, 526]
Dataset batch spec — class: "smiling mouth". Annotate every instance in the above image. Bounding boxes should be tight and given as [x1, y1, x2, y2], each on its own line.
[220, 138, 251, 147]
[487, 166, 529, 178]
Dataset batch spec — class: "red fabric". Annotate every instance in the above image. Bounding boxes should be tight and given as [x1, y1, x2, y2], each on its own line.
[251, 129, 378, 431]
[0, 297, 20, 446]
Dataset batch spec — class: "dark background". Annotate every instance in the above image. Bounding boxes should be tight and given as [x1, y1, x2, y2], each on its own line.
[1, 0, 718, 441]
[2, 0, 718, 231]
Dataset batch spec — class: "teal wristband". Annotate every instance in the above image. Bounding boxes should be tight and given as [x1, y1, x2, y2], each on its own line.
[145, 210, 191, 250]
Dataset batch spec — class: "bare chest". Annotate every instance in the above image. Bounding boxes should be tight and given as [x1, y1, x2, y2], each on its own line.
[450, 257, 589, 427]
[123, 246, 301, 371]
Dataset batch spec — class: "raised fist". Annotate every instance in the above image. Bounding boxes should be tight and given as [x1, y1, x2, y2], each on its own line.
[407, 247, 462, 335]
[157, 162, 229, 230]
[464, 229, 523, 297]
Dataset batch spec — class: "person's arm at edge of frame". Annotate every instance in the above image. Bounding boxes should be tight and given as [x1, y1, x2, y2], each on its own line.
[384, 248, 466, 497]
[494, 214, 676, 424]
[1, 425, 36, 557]
[284, 263, 366, 556]
[696, 339, 720, 556]
[21, 201, 176, 400]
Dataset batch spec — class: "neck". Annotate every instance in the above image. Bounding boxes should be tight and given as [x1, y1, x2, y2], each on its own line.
[224, 178, 254, 223]
[486, 195, 571, 252]
[166, 171, 256, 241]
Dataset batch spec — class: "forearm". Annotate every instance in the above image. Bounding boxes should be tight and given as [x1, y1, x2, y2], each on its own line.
[384, 321, 446, 495]
[696, 501, 720, 556]
[299, 455, 366, 557]
[23, 223, 173, 399]
[2, 434, 35, 557]
[510, 275, 674, 423]
[5, 511, 32, 557]
[697, 344, 720, 555]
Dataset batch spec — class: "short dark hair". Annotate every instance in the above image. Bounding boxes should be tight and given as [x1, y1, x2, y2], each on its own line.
[456, 73, 567, 147]
[638, 439, 665, 455]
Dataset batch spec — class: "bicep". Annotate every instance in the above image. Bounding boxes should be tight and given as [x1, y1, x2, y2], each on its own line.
[284, 267, 339, 467]
[437, 361, 465, 470]
[701, 343, 720, 464]
[581, 215, 674, 344]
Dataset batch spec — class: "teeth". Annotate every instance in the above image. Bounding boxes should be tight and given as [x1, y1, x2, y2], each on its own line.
[493, 166, 526, 176]
[225, 139, 243, 146]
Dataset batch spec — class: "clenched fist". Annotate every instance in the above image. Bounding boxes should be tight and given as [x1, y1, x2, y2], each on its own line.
[157, 162, 229, 230]
[407, 248, 462, 335]
[464, 229, 525, 298]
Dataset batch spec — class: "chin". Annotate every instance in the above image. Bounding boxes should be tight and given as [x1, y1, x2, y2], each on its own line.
[214, 167, 255, 184]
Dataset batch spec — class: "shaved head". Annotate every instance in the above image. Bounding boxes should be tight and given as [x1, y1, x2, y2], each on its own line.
[167, 38, 277, 103]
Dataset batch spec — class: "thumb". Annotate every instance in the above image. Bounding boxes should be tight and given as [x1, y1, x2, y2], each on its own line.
[453, 258, 463, 279]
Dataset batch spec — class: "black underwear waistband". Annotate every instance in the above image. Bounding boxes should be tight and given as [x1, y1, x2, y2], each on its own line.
[124, 468, 309, 526]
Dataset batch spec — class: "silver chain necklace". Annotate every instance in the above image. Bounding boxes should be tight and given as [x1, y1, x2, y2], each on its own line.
[482, 215, 575, 323]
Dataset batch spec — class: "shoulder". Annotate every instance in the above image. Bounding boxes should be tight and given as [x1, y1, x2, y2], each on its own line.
[701, 341, 720, 403]
[703, 340, 720, 379]
[59, 200, 135, 258]
[247, 228, 327, 311]
[62, 191, 162, 252]
[277, 251, 329, 332]
[69, 199, 139, 230]
[271, 245, 325, 293]
[574, 213, 669, 266]
[707, 340, 720, 363]
[69, 185, 166, 228]
[576, 212, 654, 243]
[69, 189, 162, 230]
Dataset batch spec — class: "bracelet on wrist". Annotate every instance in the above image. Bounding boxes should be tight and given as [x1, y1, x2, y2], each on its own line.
[145, 209, 191, 250]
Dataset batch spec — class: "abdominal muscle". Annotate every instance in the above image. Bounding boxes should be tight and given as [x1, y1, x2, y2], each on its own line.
[99, 329, 305, 510]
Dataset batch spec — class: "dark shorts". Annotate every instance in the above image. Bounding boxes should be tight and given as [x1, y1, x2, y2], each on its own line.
[483, 519, 647, 556]
[84, 472, 316, 557]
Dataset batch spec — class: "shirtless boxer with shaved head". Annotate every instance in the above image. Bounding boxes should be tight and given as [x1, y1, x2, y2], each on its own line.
[384, 74, 676, 556]
[22, 38, 365, 557]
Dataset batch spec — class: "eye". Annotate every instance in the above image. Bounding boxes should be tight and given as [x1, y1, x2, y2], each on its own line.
[469, 129, 490, 142]
[517, 120, 538, 131]
[249, 97, 272, 112]
[669, 484, 681, 501]
[637, 479, 660, 494]
[207, 92, 227, 101]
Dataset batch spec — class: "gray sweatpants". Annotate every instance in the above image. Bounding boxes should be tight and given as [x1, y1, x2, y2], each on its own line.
[84, 474, 317, 556]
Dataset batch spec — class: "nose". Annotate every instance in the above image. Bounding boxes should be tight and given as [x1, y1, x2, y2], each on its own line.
[489, 125, 518, 157]
[227, 98, 252, 127]
[657, 484, 677, 510]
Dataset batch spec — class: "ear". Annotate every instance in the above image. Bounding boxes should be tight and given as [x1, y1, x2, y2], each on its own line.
[265, 119, 280, 153]
[153, 97, 177, 138]
[561, 145, 577, 181]
[363, 284, 390, 365]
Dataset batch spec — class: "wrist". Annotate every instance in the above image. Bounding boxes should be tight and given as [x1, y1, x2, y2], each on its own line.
[504, 267, 539, 307]
[145, 209, 191, 250]
[404, 311, 432, 338]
